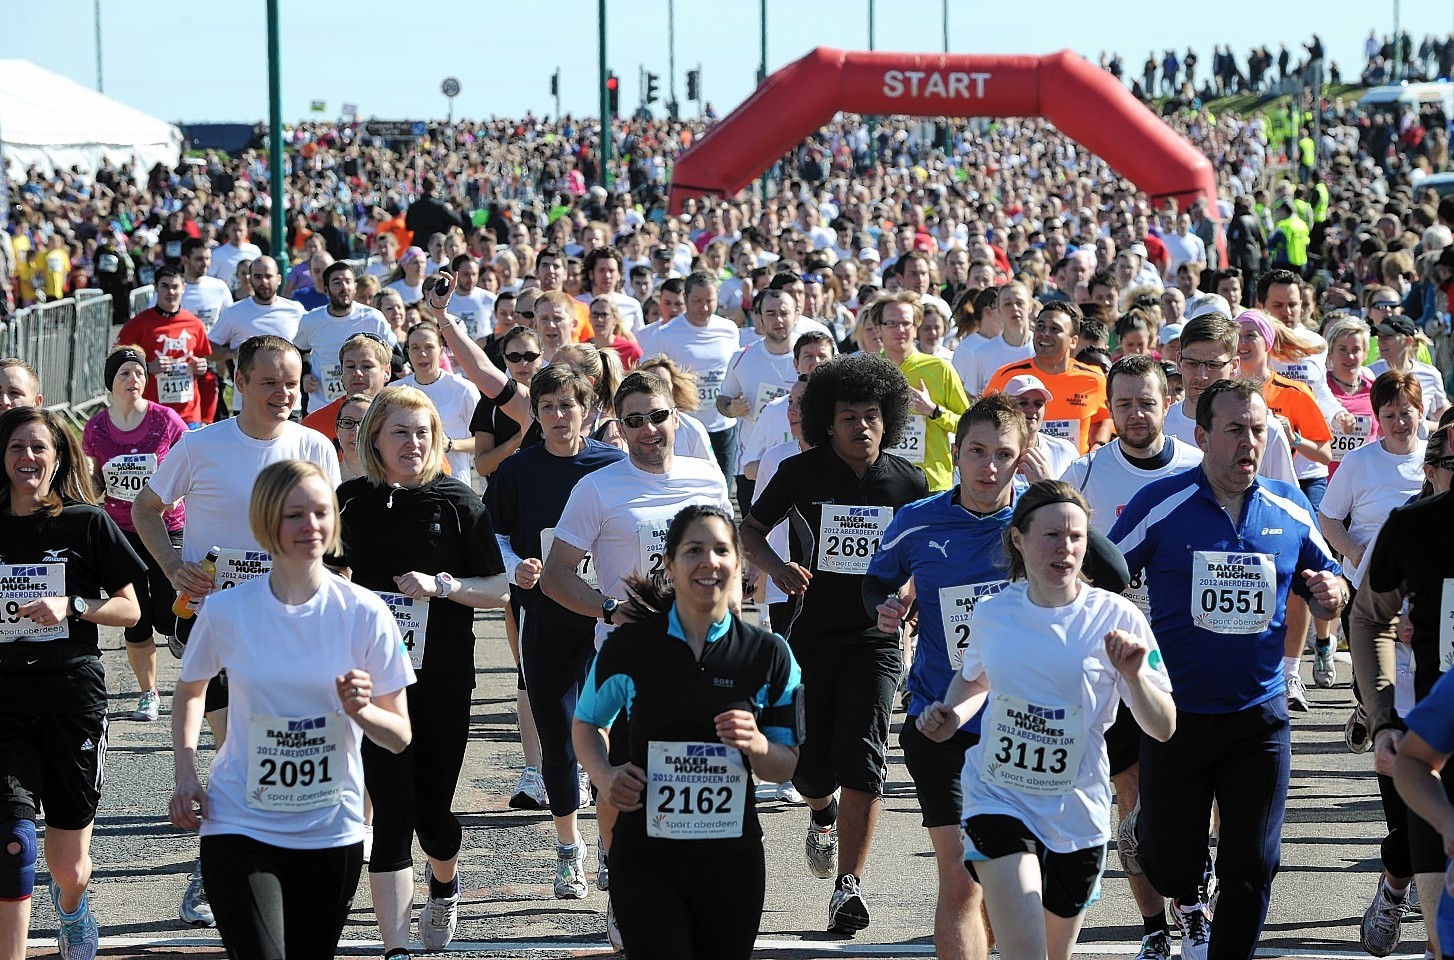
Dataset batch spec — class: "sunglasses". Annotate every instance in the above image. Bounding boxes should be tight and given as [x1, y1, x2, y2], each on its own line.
[620, 407, 674, 429]
[336, 417, 363, 430]
[516, 310, 535, 320]
[800, 273, 825, 284]
[504, 351, 541, 364]
[1371, 302, 1400, 310]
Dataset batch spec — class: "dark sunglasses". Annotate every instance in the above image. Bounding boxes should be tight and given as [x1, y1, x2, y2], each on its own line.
[1371, 302, 1400, 310]
[800, 273, 825, 284]
[504, 350, 541, 364]
[620, 407, 674, 429]
[336, 417, 362, 430]
[516, 310, 535, 320]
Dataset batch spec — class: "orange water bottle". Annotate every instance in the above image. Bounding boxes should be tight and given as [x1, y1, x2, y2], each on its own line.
[172, 547, 221, 619]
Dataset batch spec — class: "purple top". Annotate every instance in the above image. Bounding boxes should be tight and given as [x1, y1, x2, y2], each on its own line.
[82, 402, 188, 532]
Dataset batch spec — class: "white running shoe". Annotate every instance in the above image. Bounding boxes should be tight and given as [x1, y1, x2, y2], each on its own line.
[509, 766, 547, 810]
[775, 781, 804, 804]
[1360, 874, 1406, 957]
[1173, 900, 1211, 960]
[418, 874, 460, 951]
[596, 837, 609, 891]
[827, 873, 871, 934]
[178, 863, 214, 927]
[806, 820, 837, 879]
[1287, 672, 1311, 713]
[554, 842, 588, 899]
[132, 689, 160, 722]
[1312, 641, 1337, 688]
[606, 895, 623, 952]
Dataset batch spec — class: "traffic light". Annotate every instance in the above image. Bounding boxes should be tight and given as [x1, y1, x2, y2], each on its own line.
[550, 70, 559, 97]
[607, 73, 619, 116]
[686, 69, 699, 101]
[645, 72, 660, 105]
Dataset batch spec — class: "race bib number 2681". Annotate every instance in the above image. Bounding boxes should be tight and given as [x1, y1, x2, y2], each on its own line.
[817, 505, 892, 576]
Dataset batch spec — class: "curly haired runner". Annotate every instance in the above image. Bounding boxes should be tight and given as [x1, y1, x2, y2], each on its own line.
[740, 352, 929, 934]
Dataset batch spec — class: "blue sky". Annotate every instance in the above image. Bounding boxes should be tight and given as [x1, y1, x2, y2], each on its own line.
[4, 1, 1452, 124]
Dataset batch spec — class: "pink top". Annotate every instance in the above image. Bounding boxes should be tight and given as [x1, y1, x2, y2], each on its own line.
[82, 402, 188, 532]
[1328, 369, 1380, 478]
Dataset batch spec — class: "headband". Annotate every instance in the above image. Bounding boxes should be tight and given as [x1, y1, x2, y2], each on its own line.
[105, 349, 147, 388]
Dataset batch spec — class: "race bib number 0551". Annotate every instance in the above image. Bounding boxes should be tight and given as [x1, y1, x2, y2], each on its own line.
[646, 740, 748, 839]
[1191, 551, 1274, 635]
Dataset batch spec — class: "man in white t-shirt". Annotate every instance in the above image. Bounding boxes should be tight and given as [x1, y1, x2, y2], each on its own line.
[294, 262, 395, 411]
[643, 271, 742, 481]
[959, 280, 1035, 396]
[210, 258, 306, 412]
[579, 246, 644, 333]
[206, 216, 262, 289]
[131, 334, 339, 928]
[179, 239, 234, 333]
[445, 254, 497, 340]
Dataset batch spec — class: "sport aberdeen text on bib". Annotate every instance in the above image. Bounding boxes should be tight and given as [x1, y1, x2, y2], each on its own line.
[646, 740, 748, 839]
[378, 592, 429, 670]
[246, 713, 342, 812]
[542, 527, 598, 590]
[102, 453, 157, 504]
[983, 693, 1085, 796]
[0, 564, 67, 642]
[817, 506, 893, 575]
[1191, 551, 1274, 634]
[885, 416, 926, 464]
[938, 581, 1006, 669]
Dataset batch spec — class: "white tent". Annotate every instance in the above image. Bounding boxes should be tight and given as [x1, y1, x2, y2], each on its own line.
[0, 59, 183, 180]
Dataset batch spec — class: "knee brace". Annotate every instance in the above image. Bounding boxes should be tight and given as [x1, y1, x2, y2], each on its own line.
[0, 819, 37, 900]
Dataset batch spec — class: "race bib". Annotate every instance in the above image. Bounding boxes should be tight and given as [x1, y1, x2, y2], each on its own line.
[938, 580, 1007, 669]
[542, 527, 598, 590]
[1123, 568, 1150, 615]
[646, 740, 748, 839]
[320, 363, 346, 401]
[101, 453, 157, 504]
[1329, 415, 1373, 463]
[97, 253, 119, 274]
[158, 364, 194, 405]
[1042, 419, 1075, 443]
[1190, 551, 1275, 635]
[817, 505, 893, 575]
[696, 368, 726, 407]
[214, 549, 273, 590]
[982, 693, 1085, 796]
[378, 592, 429, 670]
[0, 564, 68, 642]
[885, 416, 926, 464]
[246, 713, 343, 812]
[753, 382, 789, 419]
[164, 240, 183, 259]
[1440, 579, 1454, 674]
[637, 518, 673, 589]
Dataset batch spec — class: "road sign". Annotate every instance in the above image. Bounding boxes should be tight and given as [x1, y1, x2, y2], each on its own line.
[441, 76, 461, 98]
[364, 120, 427, 138]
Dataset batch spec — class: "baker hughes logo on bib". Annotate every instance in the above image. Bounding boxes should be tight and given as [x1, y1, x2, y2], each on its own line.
[1005, 702, 1067, 736]
[4, 566, 48, 579]
[271, 716, 328, 741]
[1204, 554, 1263, 578]
[667, 743, 731, 770]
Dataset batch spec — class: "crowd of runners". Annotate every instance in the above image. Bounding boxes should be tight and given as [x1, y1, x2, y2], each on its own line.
[6, 25, 1454, 960]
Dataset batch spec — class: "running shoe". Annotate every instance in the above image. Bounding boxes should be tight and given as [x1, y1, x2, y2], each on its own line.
[578, 766, 593, 808]
[1287, 672, 1311, 713]
[1172, 900, 1211, 960]
[775, 781, 804, 804]
[167, 634, 185, 659]
[132, 689, 160, 722]
[1403, 880, 1422, 918]
[418, 873, 460, 951]
[178, 863, 214, 927]
[509, 766, 547, 810]
[596, 837, 609, 892]
[1134, 930, 1172, 960]
[1116, 801, 1144, 877]
[1360, 875, 1406, 957]
[362, 823, 373, 863]
[606, 895, 623, 952]
[52, 881, 99, 960]
[1313, 640, 1337, 688]
[827, 873, 871, 934]
[806, 819, 838, 880]
[1346, 704, 1372, 754]
[554, 842, 588, 899]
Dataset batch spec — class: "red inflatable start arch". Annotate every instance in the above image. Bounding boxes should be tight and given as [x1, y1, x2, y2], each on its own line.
[667, 47, 1219, 229]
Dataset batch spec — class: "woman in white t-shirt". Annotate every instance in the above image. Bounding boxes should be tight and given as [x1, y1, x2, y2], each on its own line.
[399, 321, 481, 480]
[386, 246, 429, 305]
[169, 459, 413, 960]
[918, 481, 1175, 960]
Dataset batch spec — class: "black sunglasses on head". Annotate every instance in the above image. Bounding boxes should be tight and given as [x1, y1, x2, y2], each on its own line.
[620, 407, 674, 429]
[504, 350, 541, 364]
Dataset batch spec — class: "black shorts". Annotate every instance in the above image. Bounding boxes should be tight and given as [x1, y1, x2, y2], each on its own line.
[900, 717, 978, 828]
[962, 813, 1105, 918]
[1105, 701, 1142, 778]
[0, 710, 108, 828]
[123, 528, 183, 644]
[792, 641, 900, 799]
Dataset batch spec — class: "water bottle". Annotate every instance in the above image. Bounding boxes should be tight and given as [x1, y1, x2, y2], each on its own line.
[172, 547, 221, 619]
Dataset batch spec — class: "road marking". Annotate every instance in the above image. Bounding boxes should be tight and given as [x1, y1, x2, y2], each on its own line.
[57, 937, 1428, 958]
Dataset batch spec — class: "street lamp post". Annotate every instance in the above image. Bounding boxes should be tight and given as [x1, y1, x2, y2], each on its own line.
[266, 0, 286, 271]
[868, 0, 875, 51]
[599, 0, 613, 190]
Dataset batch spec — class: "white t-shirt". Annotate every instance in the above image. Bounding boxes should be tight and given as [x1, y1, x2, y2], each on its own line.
[960, 583, 1172, 853]
[147, 419, 341, 564]
[1367, 359, 1450, 419]
[1161, 231, 1207, 274]
[1063, 437, 1204, 536]
[675, 412, 719, 468]
[1317, 438, 1426, 589]
[719, 340, 798, 459]
[962, 334, 1034, 396]
[399, 371, 483, 481]
[643, 316, 742, 432]
[294, 303, 395, 409]
[1163, 402, 1297, 484]
[448, 288, 498, 340]
[742, 394, 793, 468]
[581, 292, 644, 333]
[211, 297, 306, 349]
[181, 277, 234, 333]
[182, 574, 414, 849]
[386, 279, 425, 305]
[551, 454, 732, 645]
[1032, 432, 1081, 480]
[756, 439, 804, 606]
[207, 241, 262, 286]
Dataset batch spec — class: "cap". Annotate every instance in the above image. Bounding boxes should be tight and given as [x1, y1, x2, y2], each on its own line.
[1158, 322, 1185, 345]
[1002, 374, 1054, 403]
[651, 245, 673, 261]
[1373, 316, 1418, 337]
[1160, 360, 1181, 380]
[1427, 423, 1451, 463]
[1128, 241, 1148, 259]
[858, 247, 881, 263]
[1185, 293, 1232, 321]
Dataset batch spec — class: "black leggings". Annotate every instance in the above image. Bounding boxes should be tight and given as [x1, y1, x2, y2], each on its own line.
[200, 833, 362, 960]
[122, 528, 181, 644]
[362, 679, 470, 873]
[520, 608, 596, 817]
[610, 834, 765, 960]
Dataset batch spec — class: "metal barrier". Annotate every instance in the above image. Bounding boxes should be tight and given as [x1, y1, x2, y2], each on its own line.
[130, 285, 155, 318]
[3, 292, 120, 421]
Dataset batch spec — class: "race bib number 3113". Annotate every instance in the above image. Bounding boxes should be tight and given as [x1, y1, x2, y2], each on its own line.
[983, 694, 1085, 796]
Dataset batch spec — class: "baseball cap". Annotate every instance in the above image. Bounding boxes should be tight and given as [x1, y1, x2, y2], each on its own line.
[1158, 322, 1185, 346]
[1185, 293, 1232, 321]
[1128, 241, 1148, 259]
[858, 247, 881, 263]
[651, 245, 673, 261]
[1002, 374, 1054, 403]
[1373, 316, 1418, 337]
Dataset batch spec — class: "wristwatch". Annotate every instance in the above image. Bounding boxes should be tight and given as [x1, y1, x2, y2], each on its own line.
[435, 572, 457, 599]
[929, 404, 943, 420]
[601, 597, 621, 624]
[69, 596, 89, 619]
